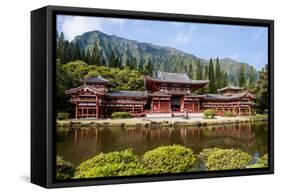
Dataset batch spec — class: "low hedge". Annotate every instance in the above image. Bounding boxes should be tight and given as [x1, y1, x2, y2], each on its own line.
[58, 147, 266, 179]
[223, 111, 236, 117]
[74, 149, 147, 178]
[259, 154, 268, 167]
[200, 148, 251, 170]
[56, 156, 75, 180]
[57, 112, 70, 120]
[203, 109, 216, 118]
[111, 112, 132, 119]
[142, 145, 196, 174]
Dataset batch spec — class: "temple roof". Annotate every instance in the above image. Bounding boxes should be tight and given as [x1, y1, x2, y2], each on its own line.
[146, 71, 209, 85]
[148, 91, 171, 97]
[65, 84, 107, 95]
[107, 90, 147, 98]
[203, 92, 255, 101]
[157, 71, 190, 82]
[81, 76, 110, 84]
[218, 86, 243, 93]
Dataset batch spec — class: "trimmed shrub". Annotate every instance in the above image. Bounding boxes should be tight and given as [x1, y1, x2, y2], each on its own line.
[111, 112, 132, 119]
[203, 148, 251, 170]
[259, 154, 268, 167]
[199, 148, 221, 162]
[247, 154, 268, 169]
[223, 111, 236, 117]
[74, 149, 147, 178]
[142, 145, 196, 174]
[56, 156, 75, 180]
[203, 109, 216, 118]
[57, 112, 70, 120]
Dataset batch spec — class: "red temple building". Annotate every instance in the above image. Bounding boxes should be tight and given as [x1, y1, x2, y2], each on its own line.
[65, 72, 255, 118]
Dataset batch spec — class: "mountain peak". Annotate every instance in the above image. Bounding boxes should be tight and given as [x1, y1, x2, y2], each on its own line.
[72, 30, 257, 84]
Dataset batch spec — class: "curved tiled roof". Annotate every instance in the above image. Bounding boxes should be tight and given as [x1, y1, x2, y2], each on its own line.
[107, 90, 147, 98]
[203, 92, 254, 101]
[146, 71, 209, 85]
[218, 86, 243, 92]
[65, 84, 107, 95]
[81, 76, 109, 84]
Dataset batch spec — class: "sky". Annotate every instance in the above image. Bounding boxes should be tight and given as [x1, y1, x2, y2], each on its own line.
[57, 15, 268, 69]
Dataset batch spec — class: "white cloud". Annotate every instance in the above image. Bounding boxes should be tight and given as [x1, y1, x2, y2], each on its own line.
[59, 16, 103, 41]
[58, 15, 127, 41]
[251, 28, 265, 41]
[109, 18, 126, 30]
[232, 53, 240, 59]
[170, 22, 184, 27]
[175, 25, 196, 44]
[133, 21, 151, 34]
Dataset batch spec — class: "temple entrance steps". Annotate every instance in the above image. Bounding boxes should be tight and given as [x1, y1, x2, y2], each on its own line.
[188, 112, 204, 118]
[172, 112, 186, 117]
[146, 112, 172, 118]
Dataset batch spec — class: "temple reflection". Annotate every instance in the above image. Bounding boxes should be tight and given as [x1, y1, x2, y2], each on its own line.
[57, 122, 268, 165]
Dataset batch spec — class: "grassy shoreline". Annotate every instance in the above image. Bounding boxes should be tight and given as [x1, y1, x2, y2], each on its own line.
[56, 114, 268, 133]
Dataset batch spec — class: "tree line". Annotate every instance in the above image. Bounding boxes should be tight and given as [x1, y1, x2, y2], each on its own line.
[186, 58, 228, 93]
[56, 31, 267, 113]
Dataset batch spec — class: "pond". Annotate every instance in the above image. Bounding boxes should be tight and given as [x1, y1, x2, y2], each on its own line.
[56, 121, 268, 166]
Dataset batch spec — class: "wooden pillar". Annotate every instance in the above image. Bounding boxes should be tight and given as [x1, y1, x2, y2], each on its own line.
[75, 104, 78, 119]
[158, 99, 161, 111]
[169, 98, 171, 112]
[249, 106, 251, 116]
[133, 102, 135, 115]
[239, 106, 241, 116]
[142, 100, 144, 114]
[96, 96, 99, 119]
[152, 99, 154, 112]
[81, 106, 84, 118]
[192, 99, 195, 112]
[86, 106, 89, 118]
[197, 100, 200, 112]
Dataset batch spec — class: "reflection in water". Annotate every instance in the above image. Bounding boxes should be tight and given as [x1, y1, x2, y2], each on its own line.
[56, 122, 268, 165]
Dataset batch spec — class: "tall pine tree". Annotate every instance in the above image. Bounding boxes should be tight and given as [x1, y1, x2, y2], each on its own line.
[222, 71, 228, 87]
[203, 65, 208, 80]
[196, 59, 203, 80]
[188, 63, 193, 79]
[109, 50, 116, 67]
[144, 59, 153, 76]
[249, 65, 255, 86]
[208, 58, 216, 93]
[238, 63, 246, 87]
[215, 57, 222, 89]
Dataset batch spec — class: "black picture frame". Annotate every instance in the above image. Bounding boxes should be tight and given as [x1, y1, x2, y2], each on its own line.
[31, 5, 274, 188]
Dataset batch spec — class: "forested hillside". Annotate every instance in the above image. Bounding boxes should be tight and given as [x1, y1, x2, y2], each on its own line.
[56, 30, 267, 113]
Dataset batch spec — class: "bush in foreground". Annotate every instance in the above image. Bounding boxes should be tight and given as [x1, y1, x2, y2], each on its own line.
[203, 109, 216, 119]
[223, 111, 236, 117]
[74, 149, 147, 178]
[200, 148, 251, 170]
[199, 148, 221, 162]
[56, 156, 75, 180]
[111, 112, 132, 119]
[259, 154, 268, 167]
[247, 153, 268, 168]
[142, 145, 196, 174]
[57, 112, 70, 120]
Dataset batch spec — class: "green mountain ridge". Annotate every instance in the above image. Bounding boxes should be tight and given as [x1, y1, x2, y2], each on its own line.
[72, 30, 258, 83]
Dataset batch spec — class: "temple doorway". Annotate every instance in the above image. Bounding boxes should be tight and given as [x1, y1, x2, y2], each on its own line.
[171, 95, 183, 112]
